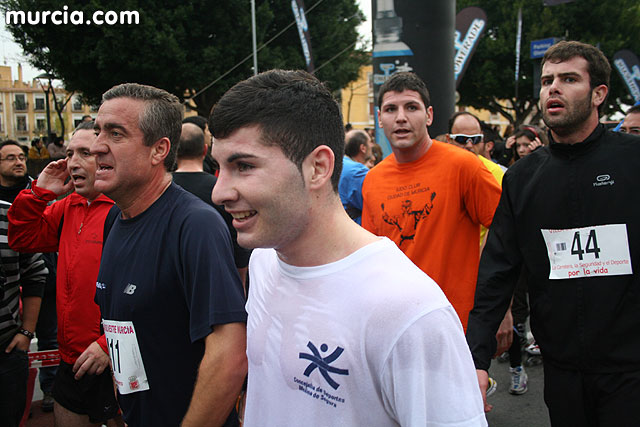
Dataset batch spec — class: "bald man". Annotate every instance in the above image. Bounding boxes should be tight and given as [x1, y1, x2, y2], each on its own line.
[173, 123, 251, 289]
[339, 129, 375, 224]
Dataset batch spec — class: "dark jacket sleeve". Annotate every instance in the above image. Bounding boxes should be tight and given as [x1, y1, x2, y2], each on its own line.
[466, 173, 523, 371]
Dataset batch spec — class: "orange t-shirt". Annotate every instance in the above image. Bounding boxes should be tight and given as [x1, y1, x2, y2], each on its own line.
[362, 140, 502, 329]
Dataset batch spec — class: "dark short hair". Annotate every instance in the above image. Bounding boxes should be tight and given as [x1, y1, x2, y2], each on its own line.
[0, 140, 22, 151]
[480, 122, 503, 144]
[514, 124, 548, 146]
[73, 120, 94, 134]
[626, 105, 640, 116]
[447, 111, 481, 133]
[177, 123, 205, 159]
[542, 41, 611, 114]
[102, 83, 183, 170]
[377, 72, 431, 109]
[345, 130, 369, 158]
[210, 69, 344, 192]
[182, 115, 207, 132]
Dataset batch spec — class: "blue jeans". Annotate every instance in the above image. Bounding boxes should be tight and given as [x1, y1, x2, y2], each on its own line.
[0, 346, 29, 427]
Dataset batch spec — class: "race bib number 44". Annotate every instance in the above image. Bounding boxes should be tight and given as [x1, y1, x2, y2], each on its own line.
[541, 224, 633, 280]
[103, 319, 150, 394]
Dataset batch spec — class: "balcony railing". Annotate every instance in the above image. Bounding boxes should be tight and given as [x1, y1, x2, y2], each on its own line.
[13, 101, 29, 111]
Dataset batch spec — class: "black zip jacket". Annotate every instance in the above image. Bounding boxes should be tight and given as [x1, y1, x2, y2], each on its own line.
[467, 124, 640, 373]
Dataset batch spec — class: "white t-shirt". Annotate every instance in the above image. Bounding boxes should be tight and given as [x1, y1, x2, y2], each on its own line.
[243, 238, 486, 427]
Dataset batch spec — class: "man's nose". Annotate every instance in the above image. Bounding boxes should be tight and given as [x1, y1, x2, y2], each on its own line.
[90, 133, 107, 155]
[211, 170, 236, 207]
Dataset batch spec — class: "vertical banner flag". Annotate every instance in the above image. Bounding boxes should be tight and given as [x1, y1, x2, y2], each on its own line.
[514, 6, 522, 98]
[613, 50, 640, 103]
[292, 0, 315, 73]
[454, 7, 487, 88]
[372, 0, 416, 156]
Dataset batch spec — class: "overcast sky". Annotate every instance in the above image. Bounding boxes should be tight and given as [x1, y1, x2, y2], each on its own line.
[0, 1, 373, 83]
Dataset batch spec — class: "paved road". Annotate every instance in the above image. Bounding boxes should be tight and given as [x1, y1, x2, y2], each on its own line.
[484, 357, 551, 426]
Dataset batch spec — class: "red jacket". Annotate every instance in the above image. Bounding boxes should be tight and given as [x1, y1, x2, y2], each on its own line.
[8, 183, 114, 364]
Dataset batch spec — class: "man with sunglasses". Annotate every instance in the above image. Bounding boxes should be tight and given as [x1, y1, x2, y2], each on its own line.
[447, 112, 505, 182]
[362, 73, 502, 338]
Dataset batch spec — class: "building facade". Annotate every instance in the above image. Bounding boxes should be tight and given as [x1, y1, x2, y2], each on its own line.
[0, 65, 95, 145]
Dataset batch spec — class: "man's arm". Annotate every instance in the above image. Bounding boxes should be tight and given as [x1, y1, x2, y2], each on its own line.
[181, 322, 247, 426]
[462, 156, 502, 229]
[8, 183, 66, 253]
[382, 307, 487, 426]
[6, 250, 48, 353]
[5, 295, 41, 352]
[466, 179, 522, 411]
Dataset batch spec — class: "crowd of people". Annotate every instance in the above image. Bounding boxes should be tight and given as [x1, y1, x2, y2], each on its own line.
[1, 39, 639, 427]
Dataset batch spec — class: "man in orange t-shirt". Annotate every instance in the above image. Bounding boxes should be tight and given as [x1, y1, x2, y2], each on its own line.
[362, 72, 501, 331]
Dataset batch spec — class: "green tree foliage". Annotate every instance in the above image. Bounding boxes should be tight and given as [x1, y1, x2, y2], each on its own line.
[2, 0, 369, 116]
[456, 0, 640, 127]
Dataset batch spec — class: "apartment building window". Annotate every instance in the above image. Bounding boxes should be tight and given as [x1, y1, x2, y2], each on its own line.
[34, 95, 46, 111]
[36, 116, 47, 132]
[16, 115, 28, 132]
[71, 95, 83, 111]
[14, 94, 27, 111]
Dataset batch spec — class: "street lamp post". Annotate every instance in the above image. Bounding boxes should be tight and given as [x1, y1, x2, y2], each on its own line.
[35, 73, 56, 140]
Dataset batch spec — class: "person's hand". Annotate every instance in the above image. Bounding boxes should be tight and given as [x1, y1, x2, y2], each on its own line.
[476, 369, 493, 412]
[5, 333, 30, 353]
[528, 137, 543, 151]
[505, 135, 516, 149]
[494, 309, 513, 357]
[73, 341, 110, 380]
[37, 159, 73, 196]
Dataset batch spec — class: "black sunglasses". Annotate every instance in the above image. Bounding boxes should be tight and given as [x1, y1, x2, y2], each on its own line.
[449, 134, 484, 145]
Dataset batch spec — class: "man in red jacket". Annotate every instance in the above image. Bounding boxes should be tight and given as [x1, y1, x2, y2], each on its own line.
[8, 121, 122, 426]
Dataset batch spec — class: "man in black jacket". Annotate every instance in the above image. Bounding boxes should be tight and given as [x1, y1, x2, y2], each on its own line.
[467, 40, 640, 425]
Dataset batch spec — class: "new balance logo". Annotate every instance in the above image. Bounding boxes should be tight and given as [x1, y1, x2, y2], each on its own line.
[299, 341, 349, 390]
[123, 283, 137, 295]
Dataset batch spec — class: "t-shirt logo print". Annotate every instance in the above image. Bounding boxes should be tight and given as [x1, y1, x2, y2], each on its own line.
[380, 191, 436, 246]
[299, 341, 349, 390]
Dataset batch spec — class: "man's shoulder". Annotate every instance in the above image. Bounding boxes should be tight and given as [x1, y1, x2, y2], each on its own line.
[341, 157, 369, 178]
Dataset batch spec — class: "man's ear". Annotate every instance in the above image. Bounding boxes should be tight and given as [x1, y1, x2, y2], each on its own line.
[359, 143, 367, 155]
[425, 106, 434, 127]
[151, 137, 171, 166]
[592, 84, 608, 110]
[486, 140, 494, 154]
[304, 145, 334, 191]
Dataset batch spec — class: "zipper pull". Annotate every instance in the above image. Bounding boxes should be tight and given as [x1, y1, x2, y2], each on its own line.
[78, 222, 83, 234]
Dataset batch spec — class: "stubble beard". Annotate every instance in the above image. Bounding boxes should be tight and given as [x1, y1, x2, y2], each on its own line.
[543, 91, 593, 137]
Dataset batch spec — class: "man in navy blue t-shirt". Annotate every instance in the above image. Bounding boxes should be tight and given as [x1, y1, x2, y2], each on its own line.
[92, 83, 247, 427]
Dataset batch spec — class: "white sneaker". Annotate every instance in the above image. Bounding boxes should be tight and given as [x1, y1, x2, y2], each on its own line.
[526, 341, 541, 356]
[486, 376, 498, 397]
[509, 365, 528, 395]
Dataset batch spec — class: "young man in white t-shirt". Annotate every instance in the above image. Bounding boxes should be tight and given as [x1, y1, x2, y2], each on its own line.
[210, 70, 486, 426]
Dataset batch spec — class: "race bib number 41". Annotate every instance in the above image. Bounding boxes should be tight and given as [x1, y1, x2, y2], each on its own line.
[541, 224, 633, 280]
[103, 319, 150, 394]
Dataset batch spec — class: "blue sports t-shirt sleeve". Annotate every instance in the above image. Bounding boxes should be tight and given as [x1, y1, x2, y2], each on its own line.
[179, 205, 247, 343]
